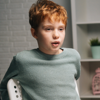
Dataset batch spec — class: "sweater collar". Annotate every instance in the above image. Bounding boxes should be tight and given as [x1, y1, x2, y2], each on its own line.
[34, 48, 67, 60]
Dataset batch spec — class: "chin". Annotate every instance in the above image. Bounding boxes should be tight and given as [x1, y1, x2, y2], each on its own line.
[51, 48, 61, 54]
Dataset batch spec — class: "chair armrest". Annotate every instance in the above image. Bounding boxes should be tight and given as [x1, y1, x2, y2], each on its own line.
[7, 79, 22, 100]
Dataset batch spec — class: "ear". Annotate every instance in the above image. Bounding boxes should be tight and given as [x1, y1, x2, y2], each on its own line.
[31, 28, 38, 39]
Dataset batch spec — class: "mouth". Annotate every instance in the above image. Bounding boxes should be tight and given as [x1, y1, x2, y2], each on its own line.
[52, 41, 60, 47]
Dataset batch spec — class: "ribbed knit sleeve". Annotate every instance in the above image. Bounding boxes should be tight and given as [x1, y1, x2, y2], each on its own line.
[0, 56, 19, 100]
[74, 50, 81, 80]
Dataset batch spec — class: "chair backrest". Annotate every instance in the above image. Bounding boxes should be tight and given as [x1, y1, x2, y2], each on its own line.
[7, 79, 22, 100]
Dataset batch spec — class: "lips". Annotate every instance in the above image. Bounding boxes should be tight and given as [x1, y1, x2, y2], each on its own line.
[52, 41, 60, 47]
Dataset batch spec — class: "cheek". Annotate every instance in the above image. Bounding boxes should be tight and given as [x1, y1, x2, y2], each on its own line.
[61, 33, 65, 40]
[38, 35, 49, 43]
[41, 33, 51, 41]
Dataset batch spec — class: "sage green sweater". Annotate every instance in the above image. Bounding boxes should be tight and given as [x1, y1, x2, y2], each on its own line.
[0, 48, 81, 100]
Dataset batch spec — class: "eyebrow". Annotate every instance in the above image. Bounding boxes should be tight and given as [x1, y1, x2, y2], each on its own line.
[42, 25, 53, 28]
[42, 25, 65, 28]
[58, 25, 65, 28]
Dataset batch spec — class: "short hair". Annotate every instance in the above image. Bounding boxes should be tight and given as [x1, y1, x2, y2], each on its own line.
[29, 0, 68, 30]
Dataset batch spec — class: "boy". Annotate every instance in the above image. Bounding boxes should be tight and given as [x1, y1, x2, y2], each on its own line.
[0, 0, 81, 100]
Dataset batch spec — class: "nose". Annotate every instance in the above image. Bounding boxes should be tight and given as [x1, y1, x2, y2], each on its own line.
[52, 30, 59, 39]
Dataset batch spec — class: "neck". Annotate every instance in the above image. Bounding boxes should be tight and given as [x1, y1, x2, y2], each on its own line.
[38, 48, 63, 55]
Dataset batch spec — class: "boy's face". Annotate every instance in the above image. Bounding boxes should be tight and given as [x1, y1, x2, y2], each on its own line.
[31, 18, 65, 55]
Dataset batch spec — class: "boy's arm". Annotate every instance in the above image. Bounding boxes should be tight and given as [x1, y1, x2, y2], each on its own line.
[0, 56, 19, 100]
[74, 78, 79, 96]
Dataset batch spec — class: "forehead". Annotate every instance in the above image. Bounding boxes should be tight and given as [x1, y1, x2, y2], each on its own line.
[41, 17, 65, 26]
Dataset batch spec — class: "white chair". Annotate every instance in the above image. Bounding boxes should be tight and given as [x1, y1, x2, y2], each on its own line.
[7, 79, 22, 100]
[74, 78, 79, 96]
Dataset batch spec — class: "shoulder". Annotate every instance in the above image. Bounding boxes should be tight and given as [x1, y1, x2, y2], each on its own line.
[14, 48, 38, 62]
[16, 49, 33, 56]
[63, 48, 81, 59]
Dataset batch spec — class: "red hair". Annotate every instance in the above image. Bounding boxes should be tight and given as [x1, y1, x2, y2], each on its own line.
[29, 0, 68, 30]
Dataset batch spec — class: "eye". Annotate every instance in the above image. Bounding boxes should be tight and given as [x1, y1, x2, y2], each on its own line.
[59, 28, 64, 31]
[46, 28, 51, 30]
[60, 28, 63, 31]
[45, 28, 53, 31]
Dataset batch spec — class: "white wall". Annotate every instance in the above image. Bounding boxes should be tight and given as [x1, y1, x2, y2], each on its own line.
[0, 0, 72, 81]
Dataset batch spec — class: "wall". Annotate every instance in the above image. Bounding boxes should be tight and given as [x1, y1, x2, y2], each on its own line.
[0, 0, 72, 81]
